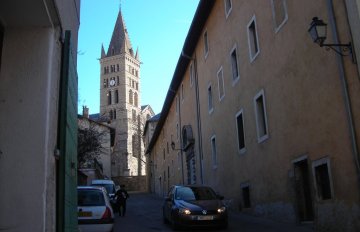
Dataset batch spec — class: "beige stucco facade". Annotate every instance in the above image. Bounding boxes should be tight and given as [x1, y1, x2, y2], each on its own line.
[0, 0, 80, 231]
[146, 0, 360, 231]
[78, 113, 113, 179]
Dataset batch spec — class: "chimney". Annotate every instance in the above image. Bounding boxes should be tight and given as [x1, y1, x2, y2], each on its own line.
[82, 106, 89, 118]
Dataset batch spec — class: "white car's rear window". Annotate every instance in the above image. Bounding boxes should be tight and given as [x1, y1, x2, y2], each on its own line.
[78, 189, 105, 206]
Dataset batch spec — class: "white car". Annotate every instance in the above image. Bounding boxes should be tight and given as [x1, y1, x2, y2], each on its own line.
[78, 186, 115, 232]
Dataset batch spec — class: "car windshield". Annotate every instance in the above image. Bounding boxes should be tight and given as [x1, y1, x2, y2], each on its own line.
[91, 184, 115, 194]
[175, 187, 218, 201]
[78, 189, 105, 206]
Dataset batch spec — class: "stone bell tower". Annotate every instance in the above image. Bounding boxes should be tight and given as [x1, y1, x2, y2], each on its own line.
[99, 10, 143, 177]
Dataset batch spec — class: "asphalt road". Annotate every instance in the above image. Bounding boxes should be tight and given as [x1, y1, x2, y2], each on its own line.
[113, 192, 314, 232]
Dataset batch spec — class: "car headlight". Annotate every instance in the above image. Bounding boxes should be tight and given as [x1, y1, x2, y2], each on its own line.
[179, 208, 191, 215]
[217, 206, 226, 213]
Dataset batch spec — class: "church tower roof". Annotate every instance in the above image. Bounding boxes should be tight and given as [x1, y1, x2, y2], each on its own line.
[101, 44, 106, 58]
[106, 10, 134, 58]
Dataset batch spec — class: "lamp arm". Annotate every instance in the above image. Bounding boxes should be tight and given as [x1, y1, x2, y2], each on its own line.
[320, 42, 352, 57]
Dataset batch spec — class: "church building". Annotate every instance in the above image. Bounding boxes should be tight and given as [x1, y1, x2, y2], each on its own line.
[98, 10, 154, 178]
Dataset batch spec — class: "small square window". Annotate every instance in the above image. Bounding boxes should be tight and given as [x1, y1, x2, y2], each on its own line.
[242, 185, 251, 208]
[224, 0, 232, 18]
[217, 67, 225, 101]
[254, 89, 269, 143]
[236, 110, 246, 152]
[204, 30, 209, 58]
[313, 159, 333, 200]
[230, 45, 240, 83]
[271, 0, 288, 32]
[208, 84, 213, 113]
[190, 63, 194, 87]
[247, 16, 260, 62]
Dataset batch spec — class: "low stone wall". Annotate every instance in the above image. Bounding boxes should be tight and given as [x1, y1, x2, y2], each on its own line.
[112, 175, 147, 192]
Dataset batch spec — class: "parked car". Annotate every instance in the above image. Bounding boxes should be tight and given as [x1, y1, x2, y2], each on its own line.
[78, 186, 114, 232]
[163, 185, 228, 230]
[91, 179, 117, 210]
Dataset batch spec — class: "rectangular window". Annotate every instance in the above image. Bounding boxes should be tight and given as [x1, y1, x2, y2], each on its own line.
[313, 159, 333, 200]
[211, 135, 217, 168]
[117, 64, 120, 72]
[115, 90, 119, 103]
[224, 0, 232, 18]
[236, 110, 246, 152]
[247, 16, 260, 62]
[208, 84, 213, 113]
[117, 76, 119, 86]
[271, 0, 288, 32]
[132, 109, 136, 121]
[254, 90, 269, 143]
[107, 91, 112, 105]
[190, 63, 194, 87]
[204, 30, 209, 58]
[242, 185, 251, 208]
[230, 45, 239, 83]
[217, 67, 225, 101]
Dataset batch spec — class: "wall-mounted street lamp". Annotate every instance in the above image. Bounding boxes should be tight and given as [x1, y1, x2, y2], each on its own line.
[308, 17, 354, 62]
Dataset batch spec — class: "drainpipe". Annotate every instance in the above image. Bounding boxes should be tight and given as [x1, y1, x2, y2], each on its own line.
[327, 0, 360, 187]
[181, 51, 204, 184]
[193, 55, 204, 184]
[178, 93, 185, 185]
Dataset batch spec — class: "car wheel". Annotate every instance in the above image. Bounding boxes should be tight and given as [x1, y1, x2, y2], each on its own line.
[162, 210, 168, 224]
[171, 214, 180, 231]
[220, 221, 228, 230]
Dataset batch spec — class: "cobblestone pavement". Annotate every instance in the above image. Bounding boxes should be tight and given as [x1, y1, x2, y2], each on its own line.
[113, 192, 314, 232]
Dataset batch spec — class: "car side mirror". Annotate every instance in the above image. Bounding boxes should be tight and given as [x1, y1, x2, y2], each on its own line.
[115, 185, 120, 191]
[165, 196, 172, 202]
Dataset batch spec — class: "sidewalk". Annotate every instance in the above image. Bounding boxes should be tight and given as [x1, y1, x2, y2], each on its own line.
[228, 210, 314, 232]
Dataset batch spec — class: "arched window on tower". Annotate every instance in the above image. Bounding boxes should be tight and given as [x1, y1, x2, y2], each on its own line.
[113, 109, 117, 119]
[129, 90, 133, 105]
[117, 64, 119, 72]
[134, 92, 138, 107]
[109, 110, 113, 120]
[108, 91, 112, 105]
[132, 134, 136, 157]
[115, 90, 119, 103]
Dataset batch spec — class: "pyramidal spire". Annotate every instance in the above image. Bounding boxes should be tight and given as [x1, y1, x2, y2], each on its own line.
[101, 43, 106, 58]
[135, 47, 140, 60]
[106, 9, 133, 57]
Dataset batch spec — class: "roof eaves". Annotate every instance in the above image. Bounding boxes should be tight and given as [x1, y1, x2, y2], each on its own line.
[146, 0, 215, 154]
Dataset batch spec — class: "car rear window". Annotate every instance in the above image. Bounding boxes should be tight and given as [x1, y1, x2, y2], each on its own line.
[91, 184, 115, 194]
[78, 189, 105, 206]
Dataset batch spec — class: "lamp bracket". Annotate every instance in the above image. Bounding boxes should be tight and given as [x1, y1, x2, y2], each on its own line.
[321, 42, 356, 63]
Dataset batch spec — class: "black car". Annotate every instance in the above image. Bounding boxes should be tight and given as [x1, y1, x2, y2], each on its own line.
[163, 185, 228, 230]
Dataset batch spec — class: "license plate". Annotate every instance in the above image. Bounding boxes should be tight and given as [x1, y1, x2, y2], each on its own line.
[197, 215, 214, 220]
[78, 211, 92, 217]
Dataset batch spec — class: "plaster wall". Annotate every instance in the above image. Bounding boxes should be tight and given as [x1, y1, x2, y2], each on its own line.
[150, 0, 360, 230]
[0, 27, 61, 232]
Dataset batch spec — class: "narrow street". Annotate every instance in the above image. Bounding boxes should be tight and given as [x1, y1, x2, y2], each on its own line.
[113, 192, 314, 232]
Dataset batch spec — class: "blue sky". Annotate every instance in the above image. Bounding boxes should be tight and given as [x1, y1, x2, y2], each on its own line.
[77, 0, 200, 115]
